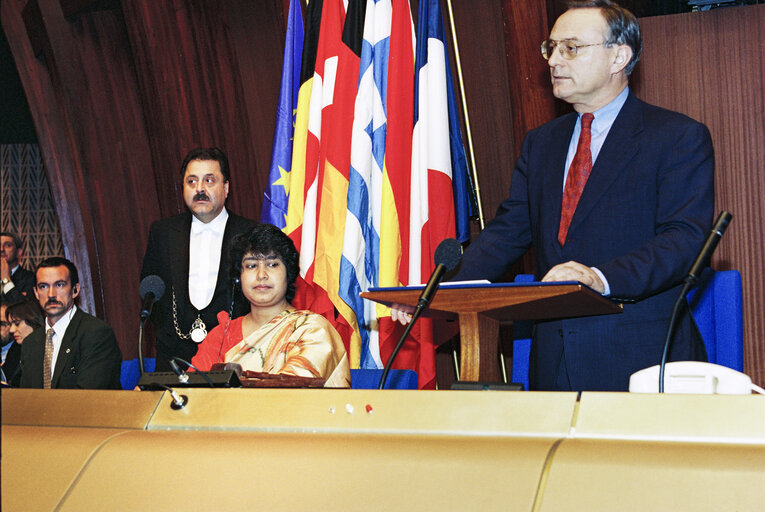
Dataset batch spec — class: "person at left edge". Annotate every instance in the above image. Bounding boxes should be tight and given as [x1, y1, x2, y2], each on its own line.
[141, 147, 257, 371]
[2, 299, 44, 386]
[19, 257, 122, 389]
[1, 300, 19, 385]
[1, 232, 35, 302]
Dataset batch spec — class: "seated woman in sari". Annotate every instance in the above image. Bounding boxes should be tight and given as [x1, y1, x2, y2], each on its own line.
[190, 224, 350, 387]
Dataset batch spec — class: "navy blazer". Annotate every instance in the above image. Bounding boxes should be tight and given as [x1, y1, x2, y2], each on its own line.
[454, 92, 713, 390]
[19, 308, 122, 389]
[141, 211, 257, 370]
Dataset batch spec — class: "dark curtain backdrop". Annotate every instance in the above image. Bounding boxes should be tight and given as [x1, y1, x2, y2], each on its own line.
[3, 0, 763, 385]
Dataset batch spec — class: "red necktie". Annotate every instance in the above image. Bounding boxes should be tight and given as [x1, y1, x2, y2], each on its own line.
[558, 113, 594, 246]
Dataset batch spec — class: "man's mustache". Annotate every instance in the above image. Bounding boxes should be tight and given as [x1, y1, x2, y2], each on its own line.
[193, 192, 210, 202]
[45, 299, 62, 307]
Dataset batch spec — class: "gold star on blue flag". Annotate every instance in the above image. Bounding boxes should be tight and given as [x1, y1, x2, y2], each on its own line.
[261, 0, 303, 228]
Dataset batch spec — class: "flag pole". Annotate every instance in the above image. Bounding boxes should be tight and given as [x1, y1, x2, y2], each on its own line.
[444, 0, 485, 229]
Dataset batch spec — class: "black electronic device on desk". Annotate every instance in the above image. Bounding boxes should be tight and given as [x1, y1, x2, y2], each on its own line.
[138, 359, 242, 389]
[138, 370, 242, 389]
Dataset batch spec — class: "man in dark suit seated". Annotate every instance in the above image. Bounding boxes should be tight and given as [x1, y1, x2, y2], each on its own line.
[396, 0, 712, 391]
[1, 232, 35, 302]
[141, 147, 257, 371]
[19, 257, 122, 389]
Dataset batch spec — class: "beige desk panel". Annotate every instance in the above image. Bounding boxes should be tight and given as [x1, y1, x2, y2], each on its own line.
[1, 388, 164, 429]
[575, 392, 765, 443]
[58, 429, 557, 512]
[1, 425, 130, 512]
[538, 439, 765, 512]
[148, 388, 578, 436]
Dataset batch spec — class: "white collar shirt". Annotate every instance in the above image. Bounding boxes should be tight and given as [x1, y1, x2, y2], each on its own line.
[188, 208, 229, 310]
[45, 305, 77, 381]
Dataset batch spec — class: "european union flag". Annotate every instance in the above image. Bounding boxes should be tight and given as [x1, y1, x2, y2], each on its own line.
[261, 0, 304, 228]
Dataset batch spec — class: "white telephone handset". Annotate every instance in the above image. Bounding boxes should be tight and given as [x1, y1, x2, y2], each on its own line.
[629, 362, 759, 394]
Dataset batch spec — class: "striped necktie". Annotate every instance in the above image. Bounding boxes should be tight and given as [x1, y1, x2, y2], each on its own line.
[43, 328, 54, 389]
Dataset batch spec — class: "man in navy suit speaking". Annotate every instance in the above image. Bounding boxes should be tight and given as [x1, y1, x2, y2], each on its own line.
[445, 1, 713, 391]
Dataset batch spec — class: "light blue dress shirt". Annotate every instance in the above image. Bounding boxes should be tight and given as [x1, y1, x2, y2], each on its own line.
[562, 86, 630, 296]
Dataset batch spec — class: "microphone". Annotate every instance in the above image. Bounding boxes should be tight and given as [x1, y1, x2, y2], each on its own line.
[138, 275, 165, 375]
[379, 238, 463, 389]
[169, 359, 190, 384]
[139, 275, 165, 321]
[418, 238, 463, 308]
[684, 211, 732, 286]
[658, 211, 732, 392]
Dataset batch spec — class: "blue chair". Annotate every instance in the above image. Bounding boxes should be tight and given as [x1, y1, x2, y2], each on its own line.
[510, 274, 535, 391]
[350, 369, 418, 389]
[510, 269, 745, 389]
[686, 269, 744, 371]
[120, 358, 156, 390]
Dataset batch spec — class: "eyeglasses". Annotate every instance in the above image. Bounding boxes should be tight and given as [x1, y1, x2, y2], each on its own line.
[541, 39, 607, 60]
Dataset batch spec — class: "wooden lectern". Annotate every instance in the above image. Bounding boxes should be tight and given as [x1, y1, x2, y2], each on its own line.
[361, 282, 622, 382]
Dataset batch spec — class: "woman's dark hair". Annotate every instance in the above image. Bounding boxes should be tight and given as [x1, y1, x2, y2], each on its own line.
[229, 224, 300, 303]
[6, 299, 45, 330]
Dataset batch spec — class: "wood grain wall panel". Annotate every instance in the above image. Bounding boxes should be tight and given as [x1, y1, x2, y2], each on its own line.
[119, 0, 281, 222]
[60, 7, 160, 356]
[221, 0, 285, 218]
[501, 0, 558, 276]
[447, 0, 518, 227]
[632, 5, 765, 385]
[447, 0, 555, 247]
[501, 1, 557, 155]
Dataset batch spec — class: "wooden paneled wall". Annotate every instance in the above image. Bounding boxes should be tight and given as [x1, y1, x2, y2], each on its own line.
[3, 0, 763, 384]
[630, 5, 765, 385]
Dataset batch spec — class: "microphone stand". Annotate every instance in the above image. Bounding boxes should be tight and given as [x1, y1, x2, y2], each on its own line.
[138, 296, 154, 376]
[378, 304, 428, 390]
[658, 211, 731, 392]
[658, 281, 695, 393]
[378, 239, 462, 389]
[138, 320, 147, 375]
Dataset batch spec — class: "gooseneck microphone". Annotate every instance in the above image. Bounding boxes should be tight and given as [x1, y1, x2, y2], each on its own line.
[138, 275, 166, 375]
[658, 211, 732, 392]
[685, 212, 733, 286]
[378, 238, 463, 389]
[418, 239, 464, 309]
